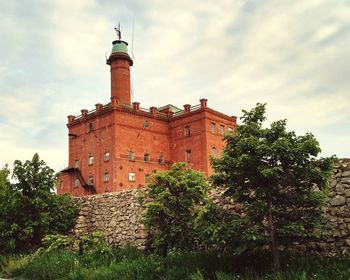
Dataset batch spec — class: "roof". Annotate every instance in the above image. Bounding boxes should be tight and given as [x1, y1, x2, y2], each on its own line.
[157, 104, 182, 113]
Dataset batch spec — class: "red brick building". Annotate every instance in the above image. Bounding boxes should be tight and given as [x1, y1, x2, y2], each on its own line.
[58, 34, 236, 196]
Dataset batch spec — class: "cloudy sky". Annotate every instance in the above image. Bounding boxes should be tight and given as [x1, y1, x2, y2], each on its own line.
[0, 0, 349, 172]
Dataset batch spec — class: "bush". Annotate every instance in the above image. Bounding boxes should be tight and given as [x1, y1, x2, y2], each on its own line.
[42, 234, 74, 252]
[1, 254, 30, 277]
[20, 250, 78, 280]
[66, 255, 163, 280]
[3, 248, 350, 280]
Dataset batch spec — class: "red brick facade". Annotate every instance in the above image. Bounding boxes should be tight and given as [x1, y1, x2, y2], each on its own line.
[57, 37, 236, 196]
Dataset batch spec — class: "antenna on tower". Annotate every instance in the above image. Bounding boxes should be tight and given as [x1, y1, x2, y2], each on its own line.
[131, 17, 135, 60]
[114, 23, 121, 40]
[130, 17, 135, 102]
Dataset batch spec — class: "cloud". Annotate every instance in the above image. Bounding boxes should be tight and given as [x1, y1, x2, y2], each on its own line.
[0, 0, 349, 173]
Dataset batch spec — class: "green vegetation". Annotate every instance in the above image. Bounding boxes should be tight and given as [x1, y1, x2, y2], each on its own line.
[1, 248, 350, 280]
[211, 103, 335, 271]
[0, 153, 79, 253]
[0, 104, 340, 279]
[141, 162, 210, 256]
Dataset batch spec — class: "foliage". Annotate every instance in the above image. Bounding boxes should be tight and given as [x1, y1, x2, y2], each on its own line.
[0, 153, 79, 253]
[41, 234, 74, 252]
[0, 164, 14, 251]
[194, 202, 255, 254]
[142, 163, 209, 255]
[211, 103, 336, 271]
[2, 248, 350, 280]
[79, 231, 112, 257]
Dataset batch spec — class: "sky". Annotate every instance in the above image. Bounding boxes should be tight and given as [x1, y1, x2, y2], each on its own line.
[0, 0, 349, 173]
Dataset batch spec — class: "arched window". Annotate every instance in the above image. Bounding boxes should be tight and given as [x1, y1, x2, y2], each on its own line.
[211, 147, 217, 158]
[158, 154, 165, 164]
[104, 152, 110, 162]
[184, 126, 191, 137]
[211, 123, 217, 133]
[128, 151, 135, 161]
[74, 179, 80, 188]
[185, 149, 191, 162]
[144, 153, 150, 162]
[103, 172, 109, 182]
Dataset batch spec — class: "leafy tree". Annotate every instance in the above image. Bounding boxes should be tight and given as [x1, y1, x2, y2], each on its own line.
[193, 201, 254, 254]
[0, 164, 10, 189]
[0, 153, 78, 252]
[211, 103, 335, 272]
[0, 164, 14, 251]
[142, 163, 209, 256]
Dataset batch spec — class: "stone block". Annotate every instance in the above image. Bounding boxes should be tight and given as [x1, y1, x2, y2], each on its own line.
[335, 183, 345, 193]
[330, 195, 346, 206]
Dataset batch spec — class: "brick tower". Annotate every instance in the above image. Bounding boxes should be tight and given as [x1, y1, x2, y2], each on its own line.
[107, 39, 133, 105]
[58, 30, 237, 196]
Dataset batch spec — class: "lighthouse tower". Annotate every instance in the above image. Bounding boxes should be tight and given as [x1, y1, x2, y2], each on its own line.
[106, 28, 133, 105]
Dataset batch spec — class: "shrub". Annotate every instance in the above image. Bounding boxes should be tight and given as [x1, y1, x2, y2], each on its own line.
[21, 250, 78, 280]
[1, 255, 30, 277]
[42, 234, 74, 252]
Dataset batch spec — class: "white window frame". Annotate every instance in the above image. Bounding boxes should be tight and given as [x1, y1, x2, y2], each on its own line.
[129, 172, 136, 182]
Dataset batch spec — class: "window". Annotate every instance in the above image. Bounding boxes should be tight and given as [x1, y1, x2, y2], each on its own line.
[129, 172, 136, 182]
[210, 123, 216, 133]
[185, 149, 191, 162]
[89, 122, 93, 132]
[211, 147, 217, 158]
[145, 174, 150, 183]
[228, 127, 233, 134]
[88, 176, 94, 185]
[220, 125, 225, 135]
[59, 180, 63, 189]
[103, 172, 109, 182]
[74, 179, 80, 188]
[88, 155, 94, 165]
[158, 154, 165, 164]
[144, 153, 150, 162]
[184, 126, 191, 137]
[128, 151, 135, 161]
[143, 121, 149, 128]
[74, 159, 79, 168]
[104, 151, 110, 162]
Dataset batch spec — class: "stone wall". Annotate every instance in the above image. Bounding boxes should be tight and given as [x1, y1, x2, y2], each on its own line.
[72, 159, 350, 254]
[73, 189, 148, 249]
[318, 158, 350, 255]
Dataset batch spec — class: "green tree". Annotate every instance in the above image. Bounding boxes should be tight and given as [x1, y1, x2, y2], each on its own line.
[0, 164, 14, 251]
[142, 163, 209, 256]
[193, 201, 253, 254]
[0, 153, 78, 252]
[211, 103, 335, 272]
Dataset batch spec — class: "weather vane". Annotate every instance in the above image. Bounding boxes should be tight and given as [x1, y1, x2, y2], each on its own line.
[114, 23, 121, 40]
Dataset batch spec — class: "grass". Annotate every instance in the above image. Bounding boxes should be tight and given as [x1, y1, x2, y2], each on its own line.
[1, 248, 350, 280]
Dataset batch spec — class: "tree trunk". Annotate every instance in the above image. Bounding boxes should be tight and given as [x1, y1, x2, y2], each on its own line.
[267, 203, 281, 273]
[159, 241, 168, 257]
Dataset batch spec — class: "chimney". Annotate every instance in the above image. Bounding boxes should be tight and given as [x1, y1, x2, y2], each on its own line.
[200, 98, 208, 108]
[67, 115, 75, 123]
[133, 102, 140, 111]
[95, 103, 103, 112]
[81, 109, 88, 117]
[150, 106, 157, 116]
[183, 104, 191, 113]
